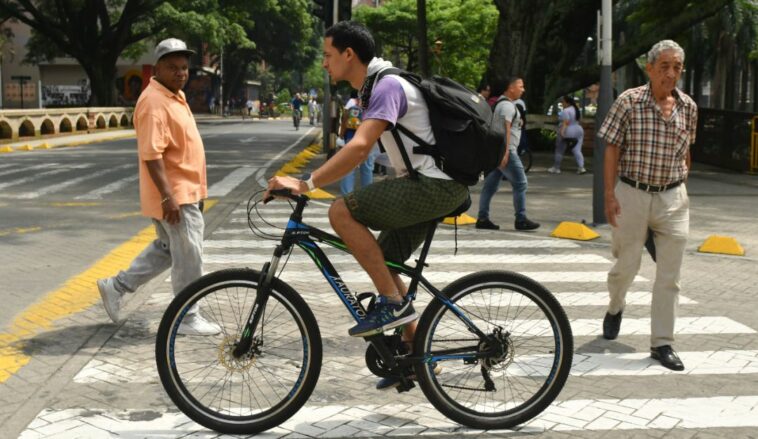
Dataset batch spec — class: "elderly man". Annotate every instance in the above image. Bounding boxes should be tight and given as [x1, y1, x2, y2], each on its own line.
[96, 38, 220, 336]
[598, 40, 697, 371]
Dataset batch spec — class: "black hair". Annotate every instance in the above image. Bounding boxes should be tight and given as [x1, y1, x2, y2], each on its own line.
[350, 89, 358, 99]
[476, 83, 491, 94]
[325, 21, 375, 64]
[562, 95, 581, 119]
[505, 76, 523, 90]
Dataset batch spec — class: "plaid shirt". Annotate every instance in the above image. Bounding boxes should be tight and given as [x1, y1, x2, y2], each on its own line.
[597, 83, 697, 186]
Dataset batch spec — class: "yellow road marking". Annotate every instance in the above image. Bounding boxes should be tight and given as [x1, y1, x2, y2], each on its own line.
[0, 198, 217, 382]
[108, 211, 142, 219]
[0, 227, 42, 237]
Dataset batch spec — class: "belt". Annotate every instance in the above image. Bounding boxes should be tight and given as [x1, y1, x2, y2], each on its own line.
[620, 176, 683, 193]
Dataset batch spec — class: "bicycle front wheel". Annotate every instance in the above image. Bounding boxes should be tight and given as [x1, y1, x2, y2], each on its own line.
[414, 271, 572, 430]
[155, 268, 322, 435]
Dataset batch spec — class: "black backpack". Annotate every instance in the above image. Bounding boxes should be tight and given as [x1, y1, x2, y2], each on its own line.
[374, 68, 506, 185]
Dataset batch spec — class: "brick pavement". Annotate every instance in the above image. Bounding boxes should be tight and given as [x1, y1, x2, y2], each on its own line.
[2, 149, 758, 438]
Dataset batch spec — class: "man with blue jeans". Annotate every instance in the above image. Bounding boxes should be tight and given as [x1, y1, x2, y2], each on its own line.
[476, 77, 540, 231]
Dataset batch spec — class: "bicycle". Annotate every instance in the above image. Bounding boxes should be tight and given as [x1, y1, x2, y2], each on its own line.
[155, 189, 573, 434]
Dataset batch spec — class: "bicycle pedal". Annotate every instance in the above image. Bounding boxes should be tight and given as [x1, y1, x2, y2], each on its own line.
[395, 378, 415, 393]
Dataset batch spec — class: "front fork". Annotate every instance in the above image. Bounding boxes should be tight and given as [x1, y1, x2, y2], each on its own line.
[232, 246, 284, 358]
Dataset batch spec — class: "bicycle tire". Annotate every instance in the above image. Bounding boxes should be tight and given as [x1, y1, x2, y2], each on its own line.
[413, 270, 572, 430]
[155, 268, 322, 435]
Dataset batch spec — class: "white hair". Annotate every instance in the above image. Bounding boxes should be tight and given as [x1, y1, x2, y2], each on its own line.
[647, 40, 685, 65]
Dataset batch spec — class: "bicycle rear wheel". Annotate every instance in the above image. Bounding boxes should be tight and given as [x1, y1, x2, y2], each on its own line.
[155, 268, 322, 434]
[414, 271, 572, 430]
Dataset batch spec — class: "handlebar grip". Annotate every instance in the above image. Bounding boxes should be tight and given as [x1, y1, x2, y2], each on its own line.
[264, 188, 294, 204]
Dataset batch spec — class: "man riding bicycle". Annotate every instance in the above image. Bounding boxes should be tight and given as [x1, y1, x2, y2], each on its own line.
[266, 21, 469, 385]
[290, 93, 305, 129]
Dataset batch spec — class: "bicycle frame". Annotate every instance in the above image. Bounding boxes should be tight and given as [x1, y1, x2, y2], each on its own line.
[234, 193, 492, 362]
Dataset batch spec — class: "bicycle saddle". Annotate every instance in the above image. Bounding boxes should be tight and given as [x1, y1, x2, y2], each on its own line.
[436, 195, 471, 222]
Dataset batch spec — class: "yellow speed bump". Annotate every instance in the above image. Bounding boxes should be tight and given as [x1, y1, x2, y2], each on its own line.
[698, 235, 745, 256]
[280, 164, 302, 174]
[443, 213, 477, 225]
[550, 221, 600, 241]
[305, 188, 335, 199]
[35, 143, 51, 150]
[16, 144, 33, 151]
[0, 146, 12, 153]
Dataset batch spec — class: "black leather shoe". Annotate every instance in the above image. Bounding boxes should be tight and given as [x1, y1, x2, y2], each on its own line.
[602, 311, 622, 340]
[651, 345, 685, 371]
[515, 218, 540, 231]
[476, 219, 500, 230]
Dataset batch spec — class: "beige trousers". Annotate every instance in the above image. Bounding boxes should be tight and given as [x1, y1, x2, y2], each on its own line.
[607, 182, 689, 347]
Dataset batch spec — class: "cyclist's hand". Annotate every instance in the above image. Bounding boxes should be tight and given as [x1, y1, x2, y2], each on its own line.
[265, 176, 304, 201]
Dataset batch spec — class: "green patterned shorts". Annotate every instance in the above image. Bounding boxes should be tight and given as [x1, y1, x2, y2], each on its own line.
[344, 174, 469, 263]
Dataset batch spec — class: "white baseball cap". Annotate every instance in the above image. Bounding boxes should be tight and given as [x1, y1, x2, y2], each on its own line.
[154, 38, 195, 62]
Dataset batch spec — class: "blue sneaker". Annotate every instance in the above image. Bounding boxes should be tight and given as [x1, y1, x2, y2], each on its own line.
[348, 296, 418, 337]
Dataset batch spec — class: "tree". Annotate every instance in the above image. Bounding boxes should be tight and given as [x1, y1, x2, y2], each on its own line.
[354, 0, 497, 89]
[213, 0, 319, 103]
[417, 0, 430, 77]
[485, 0, 732, 111]
[0, 0, 250, 106]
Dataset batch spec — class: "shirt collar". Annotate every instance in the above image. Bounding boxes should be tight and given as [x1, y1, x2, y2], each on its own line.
[149, 77, 186, 102]
[639, 82, 686, 107]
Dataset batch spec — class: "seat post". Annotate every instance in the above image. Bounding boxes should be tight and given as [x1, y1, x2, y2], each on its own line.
[405, 221, 438, 301]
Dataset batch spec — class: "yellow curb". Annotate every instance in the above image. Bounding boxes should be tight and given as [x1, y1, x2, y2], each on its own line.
[306, 188, 335, 199]
[698, 235, 745, 256]
[0, 146, 13, 153]
[0, 200, 217, 383]
[443, 213, 477, 225]
[550, 221, 600, 241]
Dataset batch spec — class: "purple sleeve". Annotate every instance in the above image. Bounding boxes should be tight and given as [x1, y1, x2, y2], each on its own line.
[362, 76, 408, 129]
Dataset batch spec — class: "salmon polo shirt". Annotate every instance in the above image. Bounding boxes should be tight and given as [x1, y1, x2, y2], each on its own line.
[134, 77, 207, 219]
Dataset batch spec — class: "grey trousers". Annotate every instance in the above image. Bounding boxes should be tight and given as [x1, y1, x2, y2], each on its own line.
[115, 204, 204, 301]
[607, 182, 689, 348]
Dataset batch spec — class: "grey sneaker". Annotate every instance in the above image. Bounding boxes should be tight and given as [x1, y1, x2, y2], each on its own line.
[97, 278, 124, 323]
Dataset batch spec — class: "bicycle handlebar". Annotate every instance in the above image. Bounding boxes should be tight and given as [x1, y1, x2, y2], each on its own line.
[263, 188, 307, 204]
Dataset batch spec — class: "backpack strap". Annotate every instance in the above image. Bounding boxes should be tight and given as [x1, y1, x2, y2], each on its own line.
[372, 67, 424, 180]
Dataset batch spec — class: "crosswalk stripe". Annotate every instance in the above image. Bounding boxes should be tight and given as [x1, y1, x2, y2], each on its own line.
[169, 270, 643, 283]
[75, 174, 139, 200]
[0, 168, 74, 191]
[0, 163, 17, 171]
[71, 348, 755, 385]
[6, 165, 129, 199]
[204, 239, 582, 249]
[213, 226, 519, 236]
[207, 167, 257, 197]
[0, 163, 57, 177]
[20, 396, 758, 436]
[202, 253, 611, 264]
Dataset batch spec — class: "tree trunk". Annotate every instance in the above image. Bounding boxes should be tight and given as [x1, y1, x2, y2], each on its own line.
[739, 55, 749, 111]
[486, 0, 731, 111]
[84, 59, 119, 107]
[753, 60, 758, 113]
[416, 0, 430, 78]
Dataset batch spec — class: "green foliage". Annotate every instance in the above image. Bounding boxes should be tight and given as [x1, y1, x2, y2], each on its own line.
[354, 0, 497, 89]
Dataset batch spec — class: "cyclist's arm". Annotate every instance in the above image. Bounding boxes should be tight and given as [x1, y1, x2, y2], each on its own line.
[266, 119, 387, 195]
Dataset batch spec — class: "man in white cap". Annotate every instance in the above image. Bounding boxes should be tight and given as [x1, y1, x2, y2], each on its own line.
[96, 38, 220, 335]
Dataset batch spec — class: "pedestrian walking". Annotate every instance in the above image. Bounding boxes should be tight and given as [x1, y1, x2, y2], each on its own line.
[475, 77, 540, 231]
[96, 38, 220, 336]
[548, 95, 586, 175]
[338, 91, 377, 195]
[598, 39, 697, 371]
